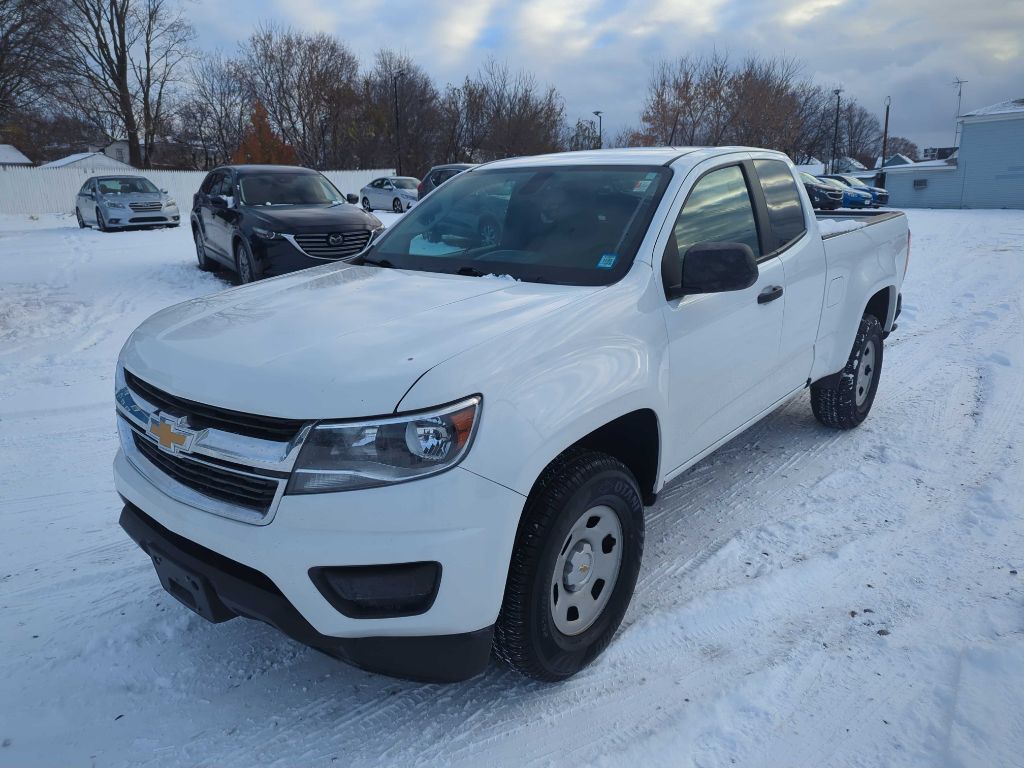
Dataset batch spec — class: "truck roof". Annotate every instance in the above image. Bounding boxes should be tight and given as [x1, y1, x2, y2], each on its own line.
[483, 146, 791, 169]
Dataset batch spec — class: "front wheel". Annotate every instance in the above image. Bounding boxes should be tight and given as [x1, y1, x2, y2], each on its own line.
[95, 207, 109, 232]
[234, 239, 258, 285]
[493, 449, 644, 681]
[194, 228, 214, 271]
[361, 197, 372, 212]
[76, 208, 86, 228]
[392, 197, 404, 213]
[811, 314, 884, 429]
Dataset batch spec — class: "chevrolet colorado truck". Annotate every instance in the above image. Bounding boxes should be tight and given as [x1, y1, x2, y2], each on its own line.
[114, 147, 909, 683]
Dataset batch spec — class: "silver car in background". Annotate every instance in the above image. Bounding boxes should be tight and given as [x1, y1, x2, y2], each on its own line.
[359, 176, 421, 213]
[75, 175, 181, 231]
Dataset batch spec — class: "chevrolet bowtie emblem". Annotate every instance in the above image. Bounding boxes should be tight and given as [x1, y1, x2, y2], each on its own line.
[148, 414, 198, 454]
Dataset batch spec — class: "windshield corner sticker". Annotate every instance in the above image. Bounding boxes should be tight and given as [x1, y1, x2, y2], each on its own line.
[632, 179, 653, 193]
[597, 254, 618, 269]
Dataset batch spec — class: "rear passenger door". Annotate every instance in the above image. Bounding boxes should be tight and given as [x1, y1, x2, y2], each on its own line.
[750, 157, 825, 393]
[661, 158, 788, 472]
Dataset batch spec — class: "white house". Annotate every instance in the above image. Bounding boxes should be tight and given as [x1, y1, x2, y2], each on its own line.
[869, 97, 1024, 209]
[39, 152, 135, 171]
[0, 144, 32, 167]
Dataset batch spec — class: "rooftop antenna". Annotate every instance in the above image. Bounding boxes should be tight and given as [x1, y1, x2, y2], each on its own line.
[952, 77, 968, 147]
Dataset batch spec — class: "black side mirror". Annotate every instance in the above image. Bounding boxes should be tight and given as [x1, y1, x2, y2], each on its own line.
[347, 193, 359, 205]
[209, 195, 227, 208]
[664, 241, 759, 300]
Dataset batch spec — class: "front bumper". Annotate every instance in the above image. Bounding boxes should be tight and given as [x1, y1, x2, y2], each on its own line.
[106, 210, 180, 227]
[113, 448, 525, 680]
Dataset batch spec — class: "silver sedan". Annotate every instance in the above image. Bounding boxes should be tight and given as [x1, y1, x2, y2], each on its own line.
[359, 176, 420, 213]
[75, 175, 181, 231]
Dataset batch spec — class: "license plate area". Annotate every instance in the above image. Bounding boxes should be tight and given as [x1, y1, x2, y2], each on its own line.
[150, 547, 235, 623]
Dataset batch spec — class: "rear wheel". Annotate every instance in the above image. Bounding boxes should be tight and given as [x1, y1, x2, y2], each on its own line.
[493, 449, 644, 681]
[811, 314, 884, 429]
[362, 197, 372, 212]
[234, 239, 258, 284]
[194, 228, 214, 271]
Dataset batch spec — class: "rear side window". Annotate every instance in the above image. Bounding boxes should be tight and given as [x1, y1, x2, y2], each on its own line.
[672, 165, 761, 259]
[754, 160, 806, 251]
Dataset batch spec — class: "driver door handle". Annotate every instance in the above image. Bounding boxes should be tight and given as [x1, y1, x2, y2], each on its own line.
[757, 285, 784, 304]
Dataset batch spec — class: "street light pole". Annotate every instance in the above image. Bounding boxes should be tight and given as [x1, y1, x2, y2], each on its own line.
[392, 69, 407, 175]
[830, 88, 843, 174]
[879, 96, 891, 186]
[592, 110, 603, 149]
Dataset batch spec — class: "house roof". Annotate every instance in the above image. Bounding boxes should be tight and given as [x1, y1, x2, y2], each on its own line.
[962, 98, 1024, 118]
[0, 144, 32, 165]
[39, 152, 134, 169]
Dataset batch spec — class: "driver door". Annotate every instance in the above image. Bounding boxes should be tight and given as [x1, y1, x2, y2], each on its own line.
[661, 159, 787, 475]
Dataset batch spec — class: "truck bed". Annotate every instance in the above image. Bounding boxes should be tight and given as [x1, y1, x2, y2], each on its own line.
[815, 209, 905, 239]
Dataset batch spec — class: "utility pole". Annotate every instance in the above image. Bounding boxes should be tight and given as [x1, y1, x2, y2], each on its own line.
[392, 69, 407, 175]
[879, 95, 891, 187]
[592, 110, 603, 149]
[952, 77, 968, 147]
[830, 88, 843, 174]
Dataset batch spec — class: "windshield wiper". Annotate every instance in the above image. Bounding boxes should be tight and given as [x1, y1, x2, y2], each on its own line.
[359, 255, 395, 268]
[455, 266, 486, 277]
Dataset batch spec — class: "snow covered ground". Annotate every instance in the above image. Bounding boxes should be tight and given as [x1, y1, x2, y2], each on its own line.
[1, 210, 1022, 767]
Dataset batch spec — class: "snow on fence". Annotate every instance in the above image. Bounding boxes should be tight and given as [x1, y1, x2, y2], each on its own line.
[0, 166, 395, 216]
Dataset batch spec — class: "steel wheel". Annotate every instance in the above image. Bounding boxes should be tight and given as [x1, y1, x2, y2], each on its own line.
[856, 339, 876, 407]
[550, 505, 623, 636]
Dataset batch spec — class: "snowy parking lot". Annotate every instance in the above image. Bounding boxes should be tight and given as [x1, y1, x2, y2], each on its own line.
[1, 209, 1022, 767]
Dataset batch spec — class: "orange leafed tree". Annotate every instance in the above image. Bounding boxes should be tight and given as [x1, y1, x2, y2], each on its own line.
[232, 101, 298, 164]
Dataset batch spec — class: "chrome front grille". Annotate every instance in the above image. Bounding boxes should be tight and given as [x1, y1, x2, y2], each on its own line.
[116, 367, 310, 524]
[129, 201, 162, 212]
[291, 231, 372, 260]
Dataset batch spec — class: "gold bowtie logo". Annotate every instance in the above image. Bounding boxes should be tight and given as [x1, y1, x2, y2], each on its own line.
[150, 419, 188, 450]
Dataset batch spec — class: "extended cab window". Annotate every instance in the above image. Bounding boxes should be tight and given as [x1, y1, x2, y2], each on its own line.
[754, 160, 806, 251]
[672, 165, 760, 259]
[368, 165, 671, 286]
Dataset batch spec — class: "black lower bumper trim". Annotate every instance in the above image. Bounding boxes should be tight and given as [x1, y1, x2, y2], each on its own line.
[119, 501, 493, 682]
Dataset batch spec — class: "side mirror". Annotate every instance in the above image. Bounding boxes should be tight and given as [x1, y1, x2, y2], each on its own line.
[346, 193, 359, 205]
[664, 241, 759, 300]
[160, 188, 168, 194]
[209, 195, 227, 208]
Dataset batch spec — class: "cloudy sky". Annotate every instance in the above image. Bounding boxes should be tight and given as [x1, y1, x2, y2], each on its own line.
[191, 0, 1022, 151]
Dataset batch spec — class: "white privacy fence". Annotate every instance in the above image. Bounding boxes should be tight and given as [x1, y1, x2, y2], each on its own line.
[0, 166, 395, 215]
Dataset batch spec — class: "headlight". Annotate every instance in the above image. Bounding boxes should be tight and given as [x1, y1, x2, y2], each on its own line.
[164, 199, 177, 208]
[253, 227, 281, 240]
[287, 396, 481, 493]
[105, 200, 125, 209]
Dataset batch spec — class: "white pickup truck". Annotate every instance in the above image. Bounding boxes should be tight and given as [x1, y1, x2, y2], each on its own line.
[114, 147, 909, 683]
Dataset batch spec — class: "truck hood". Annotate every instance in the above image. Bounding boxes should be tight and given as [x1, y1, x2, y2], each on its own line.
[121, 264, 598, 419]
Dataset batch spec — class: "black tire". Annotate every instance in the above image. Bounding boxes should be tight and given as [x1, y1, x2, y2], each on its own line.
[75, 208, 86, 228]
[362, 197, 372, 212]
[95, 207, 109, 232]
[194, 227, 214, 271]
[493, 449, 644, 681]
[392, 197, 404, 213]
[234, 239, 258, 284]
[811, 313, 884, 429]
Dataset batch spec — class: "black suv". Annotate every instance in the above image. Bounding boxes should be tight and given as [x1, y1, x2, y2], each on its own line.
[417, 163, 476, 199]
[191, 165, 384, 283]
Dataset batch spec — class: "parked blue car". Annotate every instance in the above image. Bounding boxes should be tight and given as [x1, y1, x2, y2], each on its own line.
[816, 176, 872, 208]
[820, 174, 889, 207]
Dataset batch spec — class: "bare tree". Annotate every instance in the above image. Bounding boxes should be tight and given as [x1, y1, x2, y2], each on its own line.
[841, 102, 882, 168]
[177, 52, 247, 167]
[238, 23, 359, 168]
[53, 0, 194, 167]
[0, 0, 58, 123]
[884, 136, 919, 162]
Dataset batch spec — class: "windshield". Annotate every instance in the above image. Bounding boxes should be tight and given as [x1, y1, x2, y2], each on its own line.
[97, 177, 159, 195]
[818, 178, 844, 189]
[842, 176, 869, 188]
[239, 173, 342, 206]
[800, 172, 819, 184]
[393, 178, 419, 190]
[366, 165, 671, 286]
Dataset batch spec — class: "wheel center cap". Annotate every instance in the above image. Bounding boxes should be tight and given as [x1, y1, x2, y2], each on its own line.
[563, 542, 594, 591]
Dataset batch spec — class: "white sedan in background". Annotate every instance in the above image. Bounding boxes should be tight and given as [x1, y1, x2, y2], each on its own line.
[360, 176, 420, 213]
